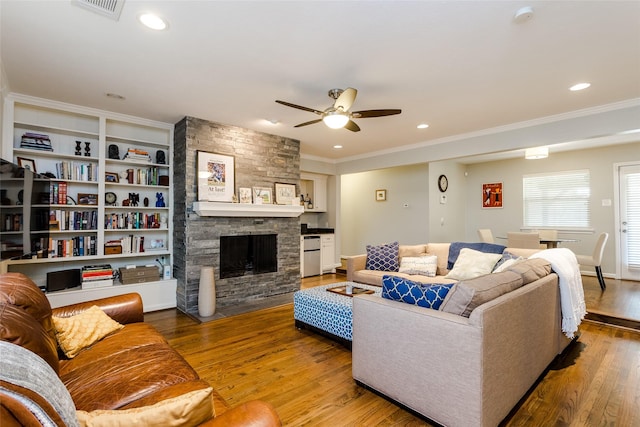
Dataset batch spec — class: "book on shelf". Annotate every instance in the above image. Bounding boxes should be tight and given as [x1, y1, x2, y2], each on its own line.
[82, 278, 114, 289]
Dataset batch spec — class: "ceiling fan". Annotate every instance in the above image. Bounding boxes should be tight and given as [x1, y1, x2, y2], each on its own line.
[275, 88, 401, 132]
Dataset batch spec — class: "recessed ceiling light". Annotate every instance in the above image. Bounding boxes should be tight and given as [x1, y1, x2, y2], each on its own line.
[138, 13, 168, 30]
[569, 83, 591, 91]
[265, 119, 279, 125]
[417, 123, 429, 129]
[333, 145, 343, 149]
[106, 92, 125, 100]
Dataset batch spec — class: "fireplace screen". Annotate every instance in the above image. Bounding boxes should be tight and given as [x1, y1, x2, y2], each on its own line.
[220, 234, 277, 278]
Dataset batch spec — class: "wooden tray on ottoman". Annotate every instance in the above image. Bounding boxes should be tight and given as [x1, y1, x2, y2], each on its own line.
[327, 285, 374, 297]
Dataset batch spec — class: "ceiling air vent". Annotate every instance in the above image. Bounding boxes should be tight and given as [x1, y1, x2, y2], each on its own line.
[71, 0, 125, 21]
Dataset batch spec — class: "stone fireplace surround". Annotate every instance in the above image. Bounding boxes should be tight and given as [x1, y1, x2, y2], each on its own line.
[173, 117, 301, 316]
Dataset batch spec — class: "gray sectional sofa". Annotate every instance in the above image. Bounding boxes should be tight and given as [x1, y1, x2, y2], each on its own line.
[351, 254, 574, 427]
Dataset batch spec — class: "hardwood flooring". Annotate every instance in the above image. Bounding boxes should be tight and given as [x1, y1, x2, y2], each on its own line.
[145, 274, 640, 426]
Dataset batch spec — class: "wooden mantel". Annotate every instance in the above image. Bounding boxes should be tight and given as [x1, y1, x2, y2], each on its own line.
[192, 202, 304, 218]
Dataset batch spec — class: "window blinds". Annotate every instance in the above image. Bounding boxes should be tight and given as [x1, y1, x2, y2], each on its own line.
[523, 170, 591, 228]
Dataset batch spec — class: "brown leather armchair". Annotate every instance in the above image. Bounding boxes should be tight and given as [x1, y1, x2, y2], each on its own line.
[0, 272, 280, 426]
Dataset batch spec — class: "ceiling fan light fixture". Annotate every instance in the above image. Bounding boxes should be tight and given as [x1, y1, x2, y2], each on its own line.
[525, 146, 549, 159]
[323, 111, 349, 129]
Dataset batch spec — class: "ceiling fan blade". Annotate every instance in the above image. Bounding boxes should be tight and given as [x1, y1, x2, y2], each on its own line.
[334, 87, 357, 112]
[351, 109, 402, 118]
[344, 120, 361, 132]
[294, 119, 323, 128]
[275, 100, 323, 115]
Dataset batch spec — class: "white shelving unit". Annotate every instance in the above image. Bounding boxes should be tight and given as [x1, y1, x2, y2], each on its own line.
[1, 94, 176, 312]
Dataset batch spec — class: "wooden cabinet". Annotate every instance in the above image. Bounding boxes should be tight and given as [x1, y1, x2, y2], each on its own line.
[300, 173, 327, 212]
[1, 94, 176, 311]
[321, 234, 336, 273]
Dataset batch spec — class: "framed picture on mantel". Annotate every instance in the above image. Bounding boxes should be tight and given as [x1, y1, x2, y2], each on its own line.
[197, 151, 235, 202]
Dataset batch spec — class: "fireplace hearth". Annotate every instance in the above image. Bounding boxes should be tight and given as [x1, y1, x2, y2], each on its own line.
[220, 234, 277, 279]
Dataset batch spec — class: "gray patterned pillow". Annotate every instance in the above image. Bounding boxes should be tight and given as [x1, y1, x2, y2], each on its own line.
[366, 241, 399, 271]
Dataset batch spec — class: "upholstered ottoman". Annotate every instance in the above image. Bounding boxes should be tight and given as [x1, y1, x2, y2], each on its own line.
[294, 282, 381, 348]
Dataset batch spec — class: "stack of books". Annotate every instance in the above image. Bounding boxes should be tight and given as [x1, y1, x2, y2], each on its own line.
[123, 148, 151, 162]
[81, 264, 114, 289]
[20, 132, 53, 151]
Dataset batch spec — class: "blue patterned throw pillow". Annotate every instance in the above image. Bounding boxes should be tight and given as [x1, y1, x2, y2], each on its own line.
[382, 275, 454, 310]
[366, 241, 400, 272]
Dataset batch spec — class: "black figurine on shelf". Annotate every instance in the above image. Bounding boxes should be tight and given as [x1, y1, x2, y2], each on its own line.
[75, 141, 82, 156]
[128, 193, 140, 207]
[156, 150, 166, 164]
[84, 141, 91, 157]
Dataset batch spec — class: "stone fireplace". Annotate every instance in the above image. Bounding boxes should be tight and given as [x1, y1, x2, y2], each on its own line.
[173, 117, 301, 315]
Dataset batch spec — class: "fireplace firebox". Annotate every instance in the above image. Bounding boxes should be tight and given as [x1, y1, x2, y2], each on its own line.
[220, 234, 277, 279]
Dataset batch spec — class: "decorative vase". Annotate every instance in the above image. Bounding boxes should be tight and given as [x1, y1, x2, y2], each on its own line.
[198, 266, 216, 317]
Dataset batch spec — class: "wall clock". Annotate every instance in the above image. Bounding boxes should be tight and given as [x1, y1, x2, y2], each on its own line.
[438, 174, 448, 192]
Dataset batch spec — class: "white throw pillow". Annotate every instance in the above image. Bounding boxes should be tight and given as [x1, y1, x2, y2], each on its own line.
[398, 255, 438, 277]
[444, 248, 503, 281]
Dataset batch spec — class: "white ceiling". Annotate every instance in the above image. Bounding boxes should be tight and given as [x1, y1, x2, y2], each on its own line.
[2, 1, 639, 162]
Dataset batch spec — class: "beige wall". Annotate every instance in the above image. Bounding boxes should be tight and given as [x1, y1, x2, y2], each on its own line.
[465, 141, 640, 277]
[339, 141, 639, 276]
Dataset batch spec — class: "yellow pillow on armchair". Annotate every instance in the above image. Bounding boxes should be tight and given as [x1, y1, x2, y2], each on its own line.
[52, 305, 123, 358]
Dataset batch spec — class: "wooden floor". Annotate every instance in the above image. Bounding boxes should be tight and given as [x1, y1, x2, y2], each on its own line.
[145, 274, 640, 426]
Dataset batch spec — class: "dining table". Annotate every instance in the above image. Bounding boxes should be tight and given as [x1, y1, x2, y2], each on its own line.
[496, 236, 579, 249]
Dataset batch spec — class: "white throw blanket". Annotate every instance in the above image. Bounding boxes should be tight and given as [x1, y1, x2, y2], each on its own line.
[530, 248, 586, 339]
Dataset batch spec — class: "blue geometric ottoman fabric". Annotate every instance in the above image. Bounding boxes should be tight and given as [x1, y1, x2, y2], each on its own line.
[294, 283, 381, 341]
[382, 275, 454, 310]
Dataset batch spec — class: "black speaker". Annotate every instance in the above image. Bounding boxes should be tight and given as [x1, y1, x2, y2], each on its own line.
[46, 269, 81, 292]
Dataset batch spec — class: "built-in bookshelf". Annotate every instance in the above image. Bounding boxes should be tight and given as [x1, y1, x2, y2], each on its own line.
[1, 94, 176, 312]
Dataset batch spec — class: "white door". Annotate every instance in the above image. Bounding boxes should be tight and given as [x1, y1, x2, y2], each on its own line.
[618, 163, 640, 281]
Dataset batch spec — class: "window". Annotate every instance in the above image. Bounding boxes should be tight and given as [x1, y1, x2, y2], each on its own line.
[523, 170, 591, 229]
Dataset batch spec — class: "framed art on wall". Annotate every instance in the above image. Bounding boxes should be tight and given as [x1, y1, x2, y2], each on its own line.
[482, 182, 503, 208]
[197, 151, 235, 202]
[275, 183, 296, 205]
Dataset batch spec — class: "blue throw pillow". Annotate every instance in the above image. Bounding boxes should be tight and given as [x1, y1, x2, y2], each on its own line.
[366, 241, 399, 272]
[382, 275, 454, 310]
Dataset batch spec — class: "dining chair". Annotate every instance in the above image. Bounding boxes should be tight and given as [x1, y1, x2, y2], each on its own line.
[477, 229, 494, 243]
[575, 232, 609, 290]
[507, 232, 540, 249]
[538, 229, 558, 249]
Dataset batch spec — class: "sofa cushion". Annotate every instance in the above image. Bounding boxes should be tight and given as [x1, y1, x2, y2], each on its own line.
[398, 244, 428, 258]
[382, 275, 454, 310]
[444, 248, 503, 281]
[76, 387, 214, 427]
[53, 306, 124, 358]
[0, 302, 60, 373]
[447, 242, 506, 270]
[398, 255, 437, 277]
[425, 243, 451, 276]
[353, 269, 457, 287]
[366, 241, 399, 272]
[440, 271, 524, 317]
[506, 258, 552, 284]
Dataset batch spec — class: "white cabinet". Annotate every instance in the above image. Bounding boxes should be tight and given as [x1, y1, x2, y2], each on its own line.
[321, 234, 336, 273]
[300, 173, 327, 212]
[1, 94, 176, 312]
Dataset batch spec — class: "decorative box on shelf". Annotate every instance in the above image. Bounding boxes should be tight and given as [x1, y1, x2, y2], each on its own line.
[119, 265, 160, 284]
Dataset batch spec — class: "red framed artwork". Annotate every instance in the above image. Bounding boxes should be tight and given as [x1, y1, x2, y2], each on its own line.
[482, 182, 503, 208]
